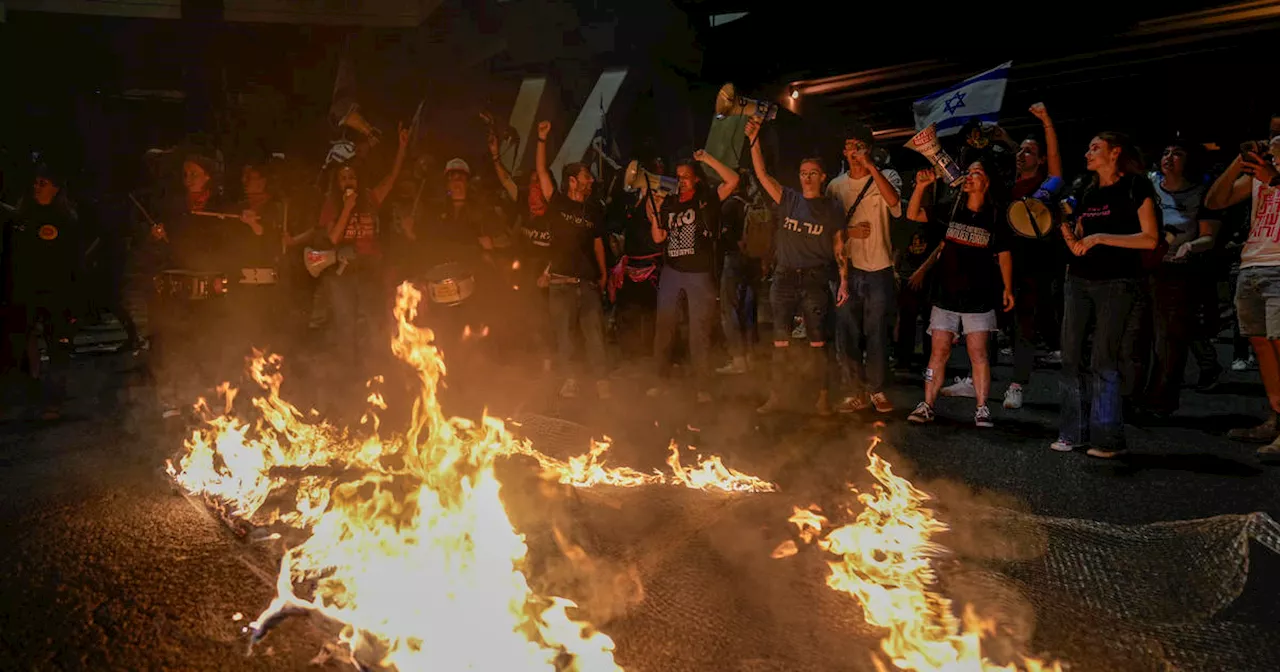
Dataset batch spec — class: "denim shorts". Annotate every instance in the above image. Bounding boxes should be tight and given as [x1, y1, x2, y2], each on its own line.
[927, 306, 997, 336]
[1235, 265, 1280, 339]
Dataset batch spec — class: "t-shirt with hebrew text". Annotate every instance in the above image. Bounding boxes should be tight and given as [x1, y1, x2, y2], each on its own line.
[659, 190, 718, 273]
[1241, 178, 1280, 269]
[774, 186, 840, 271]
[546, 190, 604, 281]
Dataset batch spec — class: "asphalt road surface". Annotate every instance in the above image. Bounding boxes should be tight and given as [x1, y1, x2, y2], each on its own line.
[0, 339, 1276, 670]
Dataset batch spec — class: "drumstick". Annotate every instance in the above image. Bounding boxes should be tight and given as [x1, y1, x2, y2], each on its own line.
[128, 193, 159, 226]
[192, 210, 242, 220]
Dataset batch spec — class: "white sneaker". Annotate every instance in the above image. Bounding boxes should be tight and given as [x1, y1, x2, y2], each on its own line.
[940, 376, 976, 398]
[1002, 383, 1023, 409]
[1043, 350, 1063, 365]
[1232, 358, 1249, 372]
[559, 378, 579, 398]
[716, 357, 748, 375]
[1049, 437, 1075, 452]
[974, 404, 994, 428]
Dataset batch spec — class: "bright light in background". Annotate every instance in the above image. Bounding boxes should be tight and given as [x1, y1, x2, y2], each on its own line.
[789, 87, 800, 100]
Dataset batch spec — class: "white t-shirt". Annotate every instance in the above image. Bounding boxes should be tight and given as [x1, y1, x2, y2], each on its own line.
[826, 168, 903, 272]
[1241, 178, 1280, 268]
[1154, 179, 1212, 264]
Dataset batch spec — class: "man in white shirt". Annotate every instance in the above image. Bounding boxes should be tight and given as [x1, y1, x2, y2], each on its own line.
[1206, 133, 1280, 457]
[827, 123, 903, 413]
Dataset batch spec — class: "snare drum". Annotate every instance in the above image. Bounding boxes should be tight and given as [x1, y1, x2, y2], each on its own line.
[425, 262, 475, 306]
[154, 270, 229, 301]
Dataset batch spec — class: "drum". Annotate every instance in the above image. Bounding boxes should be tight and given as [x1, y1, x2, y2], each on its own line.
[154, 270, 229, 301]
[1007, 197, 1060, 239]
[425, 262, 475, 306]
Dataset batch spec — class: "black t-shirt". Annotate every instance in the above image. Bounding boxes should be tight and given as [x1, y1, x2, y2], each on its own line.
[930, 201, 1010, 314]
[658, 190, 718, 273]
[622, 199, 662, 259]
[235, 198, 284, 270]
[163, 196, 233, 274]
[10, 199, 81, 298]
[1069, 173, 1156, 281]
[423, 197, 491, 267]
[546, 191, 603, 281]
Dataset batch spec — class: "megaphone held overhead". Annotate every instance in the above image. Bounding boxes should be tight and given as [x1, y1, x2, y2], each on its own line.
[904, 123, 965, 187]
[339, 105, 381, 142]
[623, 160, 678, 196]
[714, 83, 778, 122]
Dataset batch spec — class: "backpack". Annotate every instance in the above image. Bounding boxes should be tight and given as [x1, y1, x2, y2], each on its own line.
[741, 196, 775, 260]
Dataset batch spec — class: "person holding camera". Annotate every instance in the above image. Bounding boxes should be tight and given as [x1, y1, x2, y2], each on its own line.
[1205, 133, 1280, 456]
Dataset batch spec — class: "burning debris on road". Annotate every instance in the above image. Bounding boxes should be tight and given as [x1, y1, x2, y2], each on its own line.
[164, 281, 1070, 671]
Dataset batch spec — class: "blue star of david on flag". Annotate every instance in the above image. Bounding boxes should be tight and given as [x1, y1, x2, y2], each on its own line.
[912, 62, 1010, 137]
[943, 91, 967, 116]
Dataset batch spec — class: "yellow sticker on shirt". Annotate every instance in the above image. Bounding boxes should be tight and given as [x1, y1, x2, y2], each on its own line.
[38, 225, 58, 241]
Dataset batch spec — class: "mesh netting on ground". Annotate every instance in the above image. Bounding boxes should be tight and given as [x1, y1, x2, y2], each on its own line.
[509, 413, 1280, 672]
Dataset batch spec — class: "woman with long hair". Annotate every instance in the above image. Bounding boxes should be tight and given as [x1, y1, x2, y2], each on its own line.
[905, 157, 1014, 427]
[1056, 132, 1159, 458]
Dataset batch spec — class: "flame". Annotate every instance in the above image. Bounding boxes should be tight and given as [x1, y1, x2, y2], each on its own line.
[523, 439, 776, 493]
[779, 438, 1060, 672]
[169, 283, 620, 670]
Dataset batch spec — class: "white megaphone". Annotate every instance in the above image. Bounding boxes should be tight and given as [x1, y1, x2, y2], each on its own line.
[623, 160, 678, 196]
[714, 83, 778, 122]
[904, 123, 965, 187]
[303, 246, 357, 278]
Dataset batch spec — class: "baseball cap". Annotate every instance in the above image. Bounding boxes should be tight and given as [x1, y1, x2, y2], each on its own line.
[444, 158, 470, 175]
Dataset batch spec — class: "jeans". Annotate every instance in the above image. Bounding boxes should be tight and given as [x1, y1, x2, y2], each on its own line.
[654, 268, 716, 384]
[836, 267, 895, 395]
[615, 272, 658, 359]
[720, 252, 762, 359]
[1121, 278, 1152, 401]
[322, 268, 383, 383]
[1143, 267, 1196, 413]
[549, 281, 607, 379]
[1059, 276, 1138, 450]
[770, 266, 834, 392]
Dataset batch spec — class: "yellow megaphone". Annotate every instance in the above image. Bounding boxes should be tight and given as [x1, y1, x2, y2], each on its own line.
[623, 160, 678, 196]
[339, 105, 381, 141]
[714, 83, 778, 121]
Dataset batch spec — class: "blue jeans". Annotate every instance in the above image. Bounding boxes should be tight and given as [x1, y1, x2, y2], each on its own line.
[549, 281, 607, 379]
[322, 268, 382, 381]
[1059, 276, 1138, 450]
[720, 252, 762, 359]
[836, 267, 896, 395]
[654, 268, 716, 384]
[769, 266, 834, 392]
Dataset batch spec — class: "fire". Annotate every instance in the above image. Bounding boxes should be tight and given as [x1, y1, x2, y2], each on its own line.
[523, 438, 776, 493]
[170, 283, 620, 670]
[776, 438, 1060, 672]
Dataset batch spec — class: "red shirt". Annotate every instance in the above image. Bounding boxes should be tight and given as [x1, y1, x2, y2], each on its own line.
[320, 189, 382, 257]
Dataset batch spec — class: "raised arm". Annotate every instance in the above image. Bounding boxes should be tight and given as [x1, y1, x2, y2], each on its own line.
[850, 150, 901, 212]
[535, 121, 555, 201]
[906, 169, 935, 223]
[646, 191, 668, 244]
[745, 117, 782, 204]
[372, 123, 410, 207]
[695, 149, 740, 202]
[1205, 154, 1258, 211]
[489, 130, 518, 202]
[1029, 103, 1062, 179]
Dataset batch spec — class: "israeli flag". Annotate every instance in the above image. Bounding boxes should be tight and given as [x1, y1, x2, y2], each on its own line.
[913, 62, 1011, 137]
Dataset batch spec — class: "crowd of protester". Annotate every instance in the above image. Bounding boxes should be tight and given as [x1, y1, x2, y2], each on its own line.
[1, 100, 1279, 462]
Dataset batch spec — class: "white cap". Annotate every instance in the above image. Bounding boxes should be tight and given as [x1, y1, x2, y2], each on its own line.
[444, 158, 470, 175]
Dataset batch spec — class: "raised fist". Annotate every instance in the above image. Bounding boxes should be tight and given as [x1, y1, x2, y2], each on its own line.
[537, 121, 551, 141]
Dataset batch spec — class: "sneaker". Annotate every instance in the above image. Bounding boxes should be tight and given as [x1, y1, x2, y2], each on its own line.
[1086, 446, 1128, 459]
[815, 390, 832, 417]
[696, 391, 712, 404]
[940, 376, 976, 398]
[1049, 438, 1075, 452]
[1043, 350, 1063, 365]
[559, 378, 579, 399]
[1228, 414, 1279, 443]
[791, 318, 807, 340]
[596, 380, 612, 400]
[974, 404, 994, 428]
[716, 357, 748, 375]
[837, 395, 870, 413]
[870, 392, 894, 413]
[1258, 437, 1280, 460]
[1002, 383, 1023, 410]
[907, 402, 935, 424]
[757, 393, 783, 414]
[1231, 356, 1257, 371]
[999, 346, 1013, 357]
[161, 406, 182, 420]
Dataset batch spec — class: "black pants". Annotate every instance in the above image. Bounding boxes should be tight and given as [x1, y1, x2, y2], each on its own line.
[615, 272, 659, 359]
[1011, 272, 1062, 384]
[893, 275, 930, 371]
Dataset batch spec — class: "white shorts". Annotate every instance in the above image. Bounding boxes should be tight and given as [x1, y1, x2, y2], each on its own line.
[927, 306, 998, 336]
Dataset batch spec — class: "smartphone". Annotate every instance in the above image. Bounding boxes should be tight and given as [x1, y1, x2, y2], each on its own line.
[1241, 140, 1265, 159]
